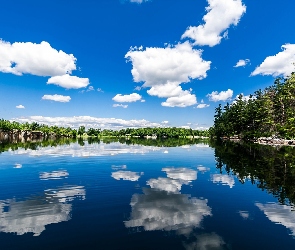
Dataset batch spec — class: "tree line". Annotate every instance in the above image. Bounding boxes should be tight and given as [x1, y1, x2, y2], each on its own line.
[209, 72, 295, 140]
[0, 119, 209, 139]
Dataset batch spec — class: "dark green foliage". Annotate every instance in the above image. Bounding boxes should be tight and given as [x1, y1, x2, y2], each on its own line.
[210, 140, 295, 206]
[210, 73, 295, 139]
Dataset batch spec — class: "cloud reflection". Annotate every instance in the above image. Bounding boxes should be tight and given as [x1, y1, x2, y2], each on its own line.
[211, 174, 235, 188]
[40, 170, 69, 180]
[256, 202, 295, 236]
[163, 167, 197, 182]
[183, 232, 227, 250]
[111, 171, 142, 181]
[0, 185, 85, 236]
[10, 142, 164, 157]
[124, 188, 212, 233]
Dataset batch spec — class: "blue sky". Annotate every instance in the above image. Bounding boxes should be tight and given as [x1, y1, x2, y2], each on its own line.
[0, 0, 294, 130]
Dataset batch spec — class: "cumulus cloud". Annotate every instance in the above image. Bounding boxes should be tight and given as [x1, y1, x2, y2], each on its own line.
[0, 39, 90, 89]
[125, 41, 211, 107]
[0, 40, 76, 76]
[211, 174, 235, 188]
[47, 74, 90, 89]
[181, 0, 246, 47]
[42, 94, 71, 103]
[111, 171, 141, 181]
[112, 93, 142, 102]
[232, 93, 251, 104]
[11, 116, 163, 130]
[113, 104, 128, 108]
[234, 59, 250, 67]
[196, 103, 210, 109]
[161, 91, 197, 108]
[124, 188, 212, 233]
[16, 104, 25, 109]
[251, 44, 295, 77]
[207, 89, 233, 102]
[256, 203, 295, 236]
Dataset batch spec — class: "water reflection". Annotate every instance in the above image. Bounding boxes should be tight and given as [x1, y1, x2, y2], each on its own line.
[111, 171, 142, 181]
[124, 188, 211, 234]
[211, 174, 235, 188]
[211, 140, 295, 205]
[183, 232, 227, 250]
[0, 185, 85, 236]
[256, 202, 295, 236]
[40, 170, 69, 180]
[163, 167, 197, 182]
[147, 167, 197, 193]
[125, 167, 211, 234]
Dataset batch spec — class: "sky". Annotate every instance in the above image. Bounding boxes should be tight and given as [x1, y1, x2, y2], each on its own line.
[0, 0, 295, 130]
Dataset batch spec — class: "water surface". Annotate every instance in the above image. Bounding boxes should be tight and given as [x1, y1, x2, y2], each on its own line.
[0, 139, 295, 249]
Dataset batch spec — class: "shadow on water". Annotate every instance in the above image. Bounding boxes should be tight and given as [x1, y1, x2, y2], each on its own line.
[209, 140, 295, 207]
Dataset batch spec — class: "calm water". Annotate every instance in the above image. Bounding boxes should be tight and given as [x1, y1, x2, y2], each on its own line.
[0, 139, 295, 250]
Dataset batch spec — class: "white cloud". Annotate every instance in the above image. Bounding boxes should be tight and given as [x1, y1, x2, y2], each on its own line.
[256, 203, 295, 236]
[47, 74, 90, 89]
[111, 171, 141, 181]
[232, 93, 251, 104]
[251, 44, 295, 77]
[97, 88, 104, 92]
[181, 0, 246, 47]
[40, 170, 69, 180]
[134, 86, 142, 91]
[196, 103, 210, 109]
[124, 188, 212, 233]
[113, 104, 128, 108]
[112, 93, 142, 102]
[16, 104, 25, 109]
[207, 89, 233, 102]
[161, 91, 197, 108]
[125, 42, 211, 107]
[161, 121, 169, 124]
[42, 94, 71, 103]
[234, 59, 250, 67]
[11, 116, 163, 130]
[0, 40, 76, 76]
[211, 174, 235, 188]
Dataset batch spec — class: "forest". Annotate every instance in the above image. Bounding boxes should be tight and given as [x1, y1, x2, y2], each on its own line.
[209, 72, 295, 140]
[0, 119, 209, 139]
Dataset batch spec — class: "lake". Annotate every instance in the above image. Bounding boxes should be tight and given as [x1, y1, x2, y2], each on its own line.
[0, 138, 295, 250]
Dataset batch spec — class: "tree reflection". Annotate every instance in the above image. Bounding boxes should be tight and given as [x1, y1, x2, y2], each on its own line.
[210, 140, 295, 206]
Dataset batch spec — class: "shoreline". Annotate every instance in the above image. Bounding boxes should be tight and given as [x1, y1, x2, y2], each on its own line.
[223, 136, 295, 147]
